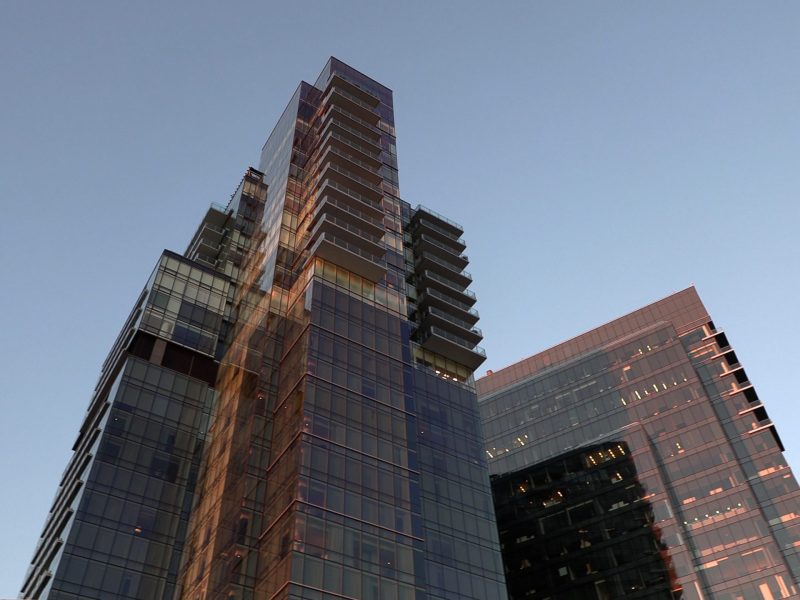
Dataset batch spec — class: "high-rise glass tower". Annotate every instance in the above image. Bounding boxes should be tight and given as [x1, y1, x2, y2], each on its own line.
[479, 288, 800, 600]
[21, 58, 507, 600]
[20, 168, 268, 600]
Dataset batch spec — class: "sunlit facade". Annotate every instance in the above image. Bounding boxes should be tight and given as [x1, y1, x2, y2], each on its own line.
[479, 288, 800, 600]
[21, 58, 507, 600]
[178, 57, 505, 600]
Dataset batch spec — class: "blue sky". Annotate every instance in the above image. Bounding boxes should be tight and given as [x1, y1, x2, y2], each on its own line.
[1, 1, 799, 593]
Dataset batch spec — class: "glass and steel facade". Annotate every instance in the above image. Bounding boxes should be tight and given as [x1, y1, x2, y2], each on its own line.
[479, 287, 800, 600]
[19, 168, 268, 599]
[22, 58, 506, 600]
[178, 57, 505, 600]
[493, 441, 679, 599]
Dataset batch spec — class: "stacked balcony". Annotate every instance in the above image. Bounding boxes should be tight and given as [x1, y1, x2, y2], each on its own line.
[306, 75, 387, 282]
[322, 74, 381, 125]
[185, 205, 230, 269]
[409, 206, 486, 370]
[320, 107, 383, 161]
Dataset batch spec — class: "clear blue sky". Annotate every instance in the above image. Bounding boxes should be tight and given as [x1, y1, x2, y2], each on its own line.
[1, 1, 799, 594]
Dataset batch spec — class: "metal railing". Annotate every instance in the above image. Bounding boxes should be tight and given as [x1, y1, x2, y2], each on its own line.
[422, 288, 479, 316]
[312, 214, 384, 247]
[327, 85, 379, 113]
[317, 196, 383, 229]
[210, 201, 231, 214]
[415, 233, 468, 262]
[427, 326, 486, 356]
[320, 162, 383, 196]
[314, 233, 387, 267]
[325, 105, 382, 138]
[427, 306, 482, 336]
[414, 218, 466, 247]
[415, 204, 464, 233]
[323, 116, 382, 157]
[324, 139, 382, 173]
[330, 74, 381, 106]
[418, 253, 472, 280]
[200, 222, 227, 237]
[421, 270, 477, 300]
[318, 179, 383, 212]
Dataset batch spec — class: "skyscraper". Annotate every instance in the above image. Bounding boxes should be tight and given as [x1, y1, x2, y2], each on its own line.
[177, 57, 505, 600]
[478, 287, 800, 600]
[21, 58, 507, 600]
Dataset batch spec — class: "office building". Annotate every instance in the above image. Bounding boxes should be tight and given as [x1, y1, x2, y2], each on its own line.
[21, 58, 507, 600]
[479, 288, 800, 600]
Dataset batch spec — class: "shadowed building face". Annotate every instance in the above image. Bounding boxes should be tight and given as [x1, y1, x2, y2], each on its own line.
[492, 441, 679, 599]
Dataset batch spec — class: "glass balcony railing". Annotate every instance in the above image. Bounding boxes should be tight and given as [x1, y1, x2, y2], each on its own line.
[319, 162, 383, 197]
[316, 196, 383, 230]
[329, 74, 381, 106]
[312, 213, 384, 247]
[418, 252, 472, 280]
[324, 88, 381, 126]
[415, 233, 468, 262]
[415, 204, 464, 234]
[318, 179, 383, 213]
[421, 270, 476, 300]
[200, 223, 227, 237]
[325, 105, 382, 139]
[422, 288, 479, 317]
[427, 326, 486, 356]
[195, 237, 220, 252]
[323, 125, 382, 160]
[324, 141, 382, 175]
[193, 255, 218, 269]
[328, 85, 379, 113]
[414, 218, 466, 248]
[427, 306, 482, 336]
[210, 201, 231, 214]
[314, 232, 387, 267]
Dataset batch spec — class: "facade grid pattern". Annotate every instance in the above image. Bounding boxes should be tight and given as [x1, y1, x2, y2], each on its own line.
[479, 288, 800, 600]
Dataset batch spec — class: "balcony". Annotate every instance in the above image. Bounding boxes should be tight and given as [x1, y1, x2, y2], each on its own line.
[324, 85, 380, 125]
[186, 227, 224, 267]
[319, 141, 382, 184]
[192, 254, 219, 270]
[413, 205, 464, 237]
[419, 326, 486, 370]
[316, 179, 384, 221]
[415, 253, 472, 287]
[185, 206, 231, 258]
[187, 230, 221, 258]
[313, 196, 384, 238]
[309, 212, 384, 257]
[413, 233, 468, 270]
[425, 306, 482, 344]
[199, 222, 227, 241]
[307, 232, 386, 282]
[324, 104, 382, 141]
[327, 74, 380, 107]
[414, 218, 467, 251]
[419, 270, 477, 306]
[320, 116, 383, 160]
[316, 161, 383, 202]
[419, 289, 479, 324]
